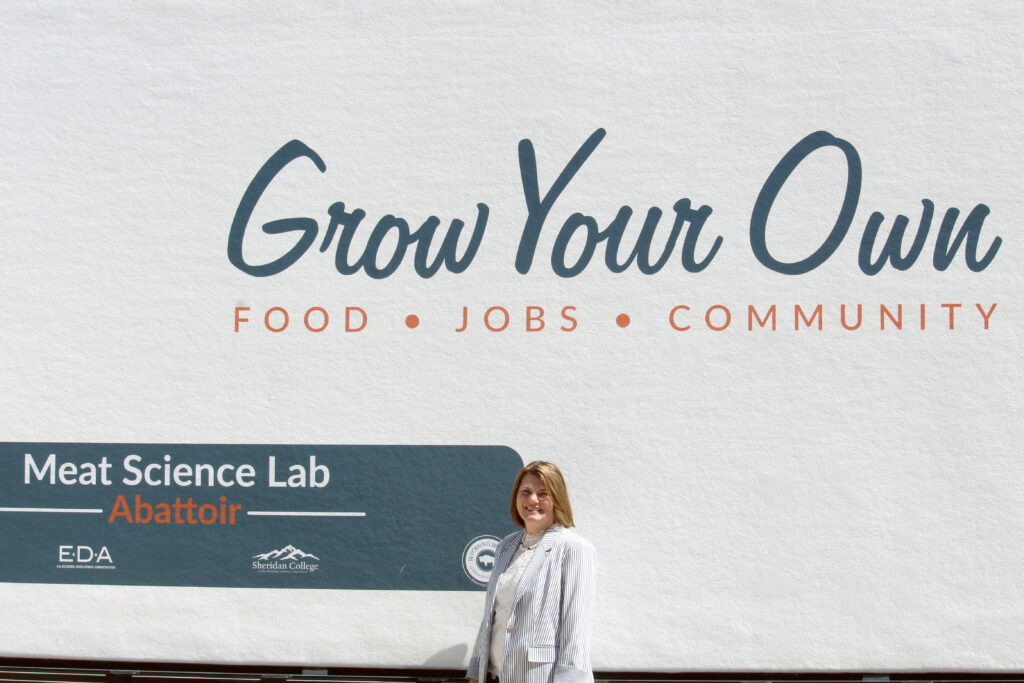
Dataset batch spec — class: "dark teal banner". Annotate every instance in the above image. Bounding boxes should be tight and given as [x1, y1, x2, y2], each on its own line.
[0, 443, 520, 589]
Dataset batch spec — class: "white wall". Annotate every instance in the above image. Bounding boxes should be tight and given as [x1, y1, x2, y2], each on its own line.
[1, 0, 1021, 671]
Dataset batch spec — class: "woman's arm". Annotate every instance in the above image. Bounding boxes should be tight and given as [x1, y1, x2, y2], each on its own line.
[555, 537, 598, 682]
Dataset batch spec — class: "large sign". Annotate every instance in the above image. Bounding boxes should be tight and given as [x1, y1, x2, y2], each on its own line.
[1, 0, 1021, 672]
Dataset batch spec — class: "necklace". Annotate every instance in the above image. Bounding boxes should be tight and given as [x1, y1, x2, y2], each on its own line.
[520, 532, 543, 550]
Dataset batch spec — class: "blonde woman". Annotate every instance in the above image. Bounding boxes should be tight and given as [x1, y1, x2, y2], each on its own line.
[467, 461, 597, 683]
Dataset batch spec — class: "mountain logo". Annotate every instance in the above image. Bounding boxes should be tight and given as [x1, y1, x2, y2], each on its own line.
[462, 535, 500, 586]
[251, 544, 321, 574]
[252, 544, 320, 561]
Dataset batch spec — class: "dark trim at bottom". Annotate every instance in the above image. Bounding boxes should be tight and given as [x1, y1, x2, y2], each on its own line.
[0, 659, 1022, 683]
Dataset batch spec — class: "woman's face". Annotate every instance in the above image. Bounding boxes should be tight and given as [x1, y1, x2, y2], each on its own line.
[517, 472, 555, 533]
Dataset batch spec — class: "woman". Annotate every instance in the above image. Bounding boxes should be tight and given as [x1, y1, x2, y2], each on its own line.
[467, 461, 597, 683]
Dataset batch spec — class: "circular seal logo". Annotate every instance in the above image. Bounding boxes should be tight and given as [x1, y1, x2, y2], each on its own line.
[462, 535, 500, 585]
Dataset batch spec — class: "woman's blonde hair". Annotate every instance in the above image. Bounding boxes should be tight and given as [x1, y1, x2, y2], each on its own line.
[509, 461, 575, 528]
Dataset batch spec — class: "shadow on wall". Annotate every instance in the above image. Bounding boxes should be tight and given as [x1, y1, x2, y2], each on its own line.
[423, 643, 468, 669]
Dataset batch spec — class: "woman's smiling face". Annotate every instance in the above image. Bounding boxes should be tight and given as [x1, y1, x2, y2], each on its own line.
[517, 472, 554, 533]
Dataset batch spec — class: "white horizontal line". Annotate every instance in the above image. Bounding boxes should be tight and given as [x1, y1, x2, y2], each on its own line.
[0, 507, 104, 514]
[246, 511, 366, 517]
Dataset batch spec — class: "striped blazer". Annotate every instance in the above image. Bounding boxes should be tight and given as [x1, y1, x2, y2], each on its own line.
[467, 526, 597, 683]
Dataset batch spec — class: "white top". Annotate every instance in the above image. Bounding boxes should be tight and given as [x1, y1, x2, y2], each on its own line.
[488, 529, 546, 677]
